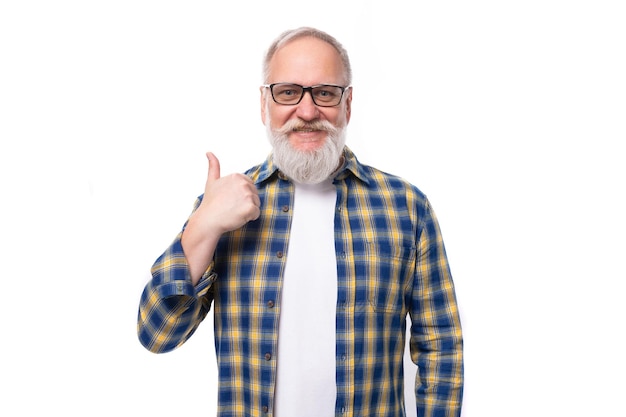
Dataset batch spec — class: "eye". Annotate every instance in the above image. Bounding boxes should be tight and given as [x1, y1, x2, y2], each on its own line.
[273, 84, 301, 97]
[317, 89, 335, 97]
[313, 86, 341, 102]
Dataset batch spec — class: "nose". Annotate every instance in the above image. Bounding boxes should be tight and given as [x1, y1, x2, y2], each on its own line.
[295, 90, 320, 121]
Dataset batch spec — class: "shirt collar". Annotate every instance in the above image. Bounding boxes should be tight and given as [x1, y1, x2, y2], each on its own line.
[249, 146, 371, 186]
[334, 146, 371, 185]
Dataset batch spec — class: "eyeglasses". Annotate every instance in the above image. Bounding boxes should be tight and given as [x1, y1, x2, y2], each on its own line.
[262, 83, 350, 107]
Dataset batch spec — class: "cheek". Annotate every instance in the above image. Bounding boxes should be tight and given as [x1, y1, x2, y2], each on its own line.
[268, 107, 293, 127]
[324, 109, 346, 126]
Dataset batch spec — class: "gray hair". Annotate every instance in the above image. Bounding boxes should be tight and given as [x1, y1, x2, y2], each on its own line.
[262, 27, 352, 86]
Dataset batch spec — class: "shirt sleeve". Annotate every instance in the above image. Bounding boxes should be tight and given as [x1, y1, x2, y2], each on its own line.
[137, 227, 216, 354]
[410, 199, 464, 416]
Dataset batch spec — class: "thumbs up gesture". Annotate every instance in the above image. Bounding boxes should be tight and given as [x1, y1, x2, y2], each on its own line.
[181, 152, 261, 283]
[200, 152, 261, 233]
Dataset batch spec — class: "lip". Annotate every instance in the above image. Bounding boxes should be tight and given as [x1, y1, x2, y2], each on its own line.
[291, 129, 324, 137]
[289, 129, 327, 146]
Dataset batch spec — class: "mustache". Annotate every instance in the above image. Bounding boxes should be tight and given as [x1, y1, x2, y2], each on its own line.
[273, 119, 339, 136]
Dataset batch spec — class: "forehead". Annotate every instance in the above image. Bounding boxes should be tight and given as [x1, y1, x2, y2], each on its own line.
[267, 36, 345, 85]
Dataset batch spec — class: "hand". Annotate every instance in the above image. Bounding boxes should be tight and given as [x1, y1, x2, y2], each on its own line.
[196, 152, 261, 234]
[181, 152, 260, 283]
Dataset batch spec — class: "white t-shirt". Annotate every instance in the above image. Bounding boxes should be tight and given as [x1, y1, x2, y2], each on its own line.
[274, 179, 338, 417]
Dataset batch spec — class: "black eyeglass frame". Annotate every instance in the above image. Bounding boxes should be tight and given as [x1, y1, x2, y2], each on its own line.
[262, 83, 351, 107]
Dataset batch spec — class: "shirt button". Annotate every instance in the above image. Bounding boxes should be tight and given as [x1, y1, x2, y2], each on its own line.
[265, 353, 272, 361]
[262, 405, 269, 413]
[267, 300, 275, 308]
[282, 205, 289, 212]
[276, 251, 283, 258]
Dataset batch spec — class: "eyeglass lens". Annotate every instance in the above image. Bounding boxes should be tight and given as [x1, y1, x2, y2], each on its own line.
[271, 84, 344, 106]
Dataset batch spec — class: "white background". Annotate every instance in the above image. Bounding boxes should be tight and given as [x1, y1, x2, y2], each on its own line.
[1, 1, 625, 416]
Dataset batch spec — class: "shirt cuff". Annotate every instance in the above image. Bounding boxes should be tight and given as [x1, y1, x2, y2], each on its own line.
[195, 262, 217, 297]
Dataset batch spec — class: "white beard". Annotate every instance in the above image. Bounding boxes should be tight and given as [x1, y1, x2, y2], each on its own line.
[266, 118, 347, 184]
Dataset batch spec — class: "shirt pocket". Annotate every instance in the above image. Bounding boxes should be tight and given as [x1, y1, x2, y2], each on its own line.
[366, 240, 416, 314]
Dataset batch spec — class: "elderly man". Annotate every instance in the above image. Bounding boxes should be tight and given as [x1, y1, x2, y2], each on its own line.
[138, 26, 464, 417]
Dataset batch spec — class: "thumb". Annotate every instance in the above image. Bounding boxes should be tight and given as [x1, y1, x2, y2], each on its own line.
[206, 152, 221, 182]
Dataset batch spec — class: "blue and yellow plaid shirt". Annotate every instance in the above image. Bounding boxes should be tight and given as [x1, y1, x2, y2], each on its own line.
[138, 147, 463, 417]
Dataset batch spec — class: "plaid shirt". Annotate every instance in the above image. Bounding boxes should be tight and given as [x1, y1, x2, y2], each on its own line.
[138, 147, 463, 417]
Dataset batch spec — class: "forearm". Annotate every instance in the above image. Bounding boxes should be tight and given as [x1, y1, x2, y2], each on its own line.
[413, 333, 464, 416]
[181, 215, 221, 285]
[137, 235, 214, 353]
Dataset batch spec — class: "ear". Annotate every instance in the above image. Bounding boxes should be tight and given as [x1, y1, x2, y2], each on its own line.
[260, 86, 268, 125]
[344, 87, 353, 123]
